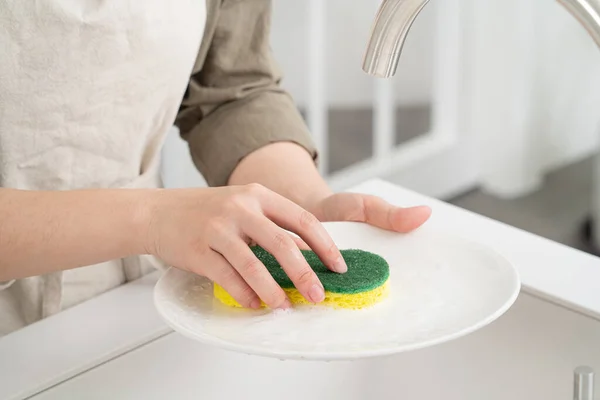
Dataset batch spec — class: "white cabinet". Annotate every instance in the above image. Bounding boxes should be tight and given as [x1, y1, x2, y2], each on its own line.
[32, 292, 599, 400]
[367, 293, 600, 400]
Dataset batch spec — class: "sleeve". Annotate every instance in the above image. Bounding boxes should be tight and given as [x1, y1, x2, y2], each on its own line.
[175, 0, 318, 187]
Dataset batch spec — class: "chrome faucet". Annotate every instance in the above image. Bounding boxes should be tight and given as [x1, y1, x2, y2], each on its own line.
[362, 0, 600, 78]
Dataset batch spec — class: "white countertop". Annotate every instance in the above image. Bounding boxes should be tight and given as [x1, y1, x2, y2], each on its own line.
[2, 178, 600, 400]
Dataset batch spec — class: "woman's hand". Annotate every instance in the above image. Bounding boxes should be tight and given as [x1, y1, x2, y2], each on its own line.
[145, 184, 347, 310]
[228, 142, 432, 234]
[308, 192, 432, 232]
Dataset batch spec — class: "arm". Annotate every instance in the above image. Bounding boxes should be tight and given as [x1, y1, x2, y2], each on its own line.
[228, 141, 332, 212]
[0, 186, 346, 307]
[176, 0, 431, 232]
[0, 188, 149, 281]
[172, 0, 347, 211]
[175, 0, 321, 206]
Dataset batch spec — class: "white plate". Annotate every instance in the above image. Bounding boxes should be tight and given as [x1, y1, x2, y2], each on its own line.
[154, 222, 520, 361]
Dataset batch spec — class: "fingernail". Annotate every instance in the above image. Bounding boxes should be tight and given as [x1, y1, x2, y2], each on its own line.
[308, 284, 325, 303]
[333, 257, 348, 273]
[250, 299, 261, 309]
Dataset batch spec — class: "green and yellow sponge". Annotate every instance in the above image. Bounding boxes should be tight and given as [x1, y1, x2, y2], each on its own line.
[214, 246, 390, 309]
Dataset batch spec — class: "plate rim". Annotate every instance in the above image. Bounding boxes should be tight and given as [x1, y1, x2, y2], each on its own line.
[153, 222, 521, 361]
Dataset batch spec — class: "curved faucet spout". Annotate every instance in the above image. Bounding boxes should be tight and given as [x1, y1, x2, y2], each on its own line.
[557, 0, 600, 48]
[363, 0, 600, 78]
[362, 0, 430, 77]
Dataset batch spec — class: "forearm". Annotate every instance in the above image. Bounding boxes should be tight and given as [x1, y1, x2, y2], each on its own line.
[0, 188, 150, 281]
[228, 142, 333, 210]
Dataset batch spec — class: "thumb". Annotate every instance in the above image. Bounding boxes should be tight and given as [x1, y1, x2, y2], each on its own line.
[319, 193, 431, 232]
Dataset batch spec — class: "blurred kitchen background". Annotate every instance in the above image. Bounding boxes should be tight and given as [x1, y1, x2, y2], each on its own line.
[162, 0, 600, 254]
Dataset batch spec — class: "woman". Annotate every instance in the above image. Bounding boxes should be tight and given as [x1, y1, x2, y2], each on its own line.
[0, 0, 431, 335]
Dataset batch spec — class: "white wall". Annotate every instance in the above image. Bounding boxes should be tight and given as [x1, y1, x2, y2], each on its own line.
[469, 0, 600, 198]
[533, 0, 600, 172]
[270, 0, 435, 108]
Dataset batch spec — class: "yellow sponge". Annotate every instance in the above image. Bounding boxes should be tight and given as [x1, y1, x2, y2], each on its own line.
[214, 246, 390, 309]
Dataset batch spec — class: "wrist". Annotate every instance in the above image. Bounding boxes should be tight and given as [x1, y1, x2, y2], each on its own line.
[123, 188, 163, 256]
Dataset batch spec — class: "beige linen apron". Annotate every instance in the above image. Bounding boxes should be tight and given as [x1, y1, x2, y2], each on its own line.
[0, 0, 206, 335]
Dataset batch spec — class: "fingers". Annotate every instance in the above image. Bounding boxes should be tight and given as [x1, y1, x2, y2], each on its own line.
[259, 191, 347, 273]
[248, 232, 309, 250]
[362, 195, 431, 232]
[289, 234, 310, 250]
[213, 227, 315, 307]
[242, 213, 325, 304]
[320, 193, 431, 233]
[201, 250, 261, 309]
[213, 237, 293, 310]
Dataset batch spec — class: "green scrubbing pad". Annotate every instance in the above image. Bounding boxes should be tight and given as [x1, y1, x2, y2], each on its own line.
[251, 245, 389, 294]
[213, 245, 391, 309]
